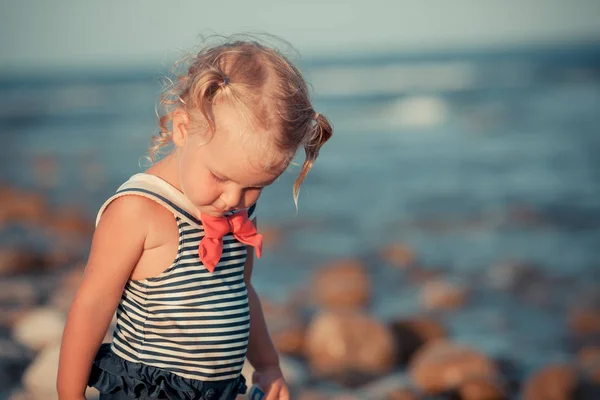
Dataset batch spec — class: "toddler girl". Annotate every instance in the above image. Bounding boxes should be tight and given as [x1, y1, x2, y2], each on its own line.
[57, 38, 332, 400]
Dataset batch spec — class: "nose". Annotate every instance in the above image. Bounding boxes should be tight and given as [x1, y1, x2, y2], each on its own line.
[221, 186, 243, 210]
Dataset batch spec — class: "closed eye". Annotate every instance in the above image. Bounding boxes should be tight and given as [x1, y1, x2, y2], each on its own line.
[211, 172, 228, 183]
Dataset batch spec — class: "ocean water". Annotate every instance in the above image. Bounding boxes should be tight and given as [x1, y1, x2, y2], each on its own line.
[2, 44, 600, 374]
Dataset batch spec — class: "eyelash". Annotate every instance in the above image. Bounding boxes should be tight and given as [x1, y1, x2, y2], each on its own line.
[211, 171, 264, 190]
[211, 173, 228, 183]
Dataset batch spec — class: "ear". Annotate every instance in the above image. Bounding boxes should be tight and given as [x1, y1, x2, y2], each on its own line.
[172, 109, 191, 148]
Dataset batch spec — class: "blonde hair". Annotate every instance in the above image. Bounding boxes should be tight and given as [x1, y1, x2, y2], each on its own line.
[151, 36, 332, 205]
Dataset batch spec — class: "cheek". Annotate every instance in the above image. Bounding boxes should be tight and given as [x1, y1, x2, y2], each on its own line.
[179, 162, 220, 205]
[242, 188, 263, 208]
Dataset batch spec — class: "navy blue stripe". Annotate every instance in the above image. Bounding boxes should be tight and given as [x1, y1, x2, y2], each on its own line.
[156, 262, 244, 281]
[141, 341, 247, 356]
[147, 310, 249, 323]
[117, 301, 146, 321]
[145, 279, 245, 296]
[146, 293, 248, 308]
[144, 270, 243, 291]
[149, 303, 249, 314]
[142, 334, 249, 347]
[147, 285, 247, 303]
[140, 326, 250, 339]
[120, 296, 148, 315]
[139, 347, 246, 363]
[145, 317, 249, 330]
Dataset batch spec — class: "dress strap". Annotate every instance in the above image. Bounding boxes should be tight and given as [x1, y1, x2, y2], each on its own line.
[96, 173, 202, 227]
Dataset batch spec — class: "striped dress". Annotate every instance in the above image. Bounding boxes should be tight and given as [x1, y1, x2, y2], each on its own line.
[96, 173, 255, 382]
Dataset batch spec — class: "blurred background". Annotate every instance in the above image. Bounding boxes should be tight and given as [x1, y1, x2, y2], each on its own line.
[1, 1, 600, 399]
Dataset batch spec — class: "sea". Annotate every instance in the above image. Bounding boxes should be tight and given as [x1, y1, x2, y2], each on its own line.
[1, 42, 599, 379]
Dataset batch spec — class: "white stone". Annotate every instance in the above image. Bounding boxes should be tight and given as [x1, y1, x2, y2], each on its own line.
[240, 355, 309, 389]
[22, 343, 61, 399]
[13, 308, 66, 351]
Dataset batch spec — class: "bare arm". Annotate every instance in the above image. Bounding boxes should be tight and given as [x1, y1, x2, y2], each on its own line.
[56, 196, 151, 399]
[244, 217, 280, 371]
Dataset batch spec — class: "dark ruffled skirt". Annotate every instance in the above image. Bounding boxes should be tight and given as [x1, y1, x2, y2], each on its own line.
[88, 344, 247, 400]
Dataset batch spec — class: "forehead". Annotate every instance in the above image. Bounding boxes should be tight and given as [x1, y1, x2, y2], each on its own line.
[199, 102, 289, 183]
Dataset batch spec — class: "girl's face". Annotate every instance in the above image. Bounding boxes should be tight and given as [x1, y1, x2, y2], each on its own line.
[173, 103, 289, 217]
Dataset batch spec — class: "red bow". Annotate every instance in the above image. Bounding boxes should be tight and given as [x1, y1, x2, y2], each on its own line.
[199, 210, 263, 272]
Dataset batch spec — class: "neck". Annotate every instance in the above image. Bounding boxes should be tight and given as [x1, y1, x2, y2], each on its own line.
[145, 152, 183, 192]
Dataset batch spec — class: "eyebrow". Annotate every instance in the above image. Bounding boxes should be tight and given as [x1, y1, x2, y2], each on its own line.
[211, 169, 277, 188]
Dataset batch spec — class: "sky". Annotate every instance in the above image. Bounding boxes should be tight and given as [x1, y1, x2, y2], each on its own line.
[1, 0, 599, 72]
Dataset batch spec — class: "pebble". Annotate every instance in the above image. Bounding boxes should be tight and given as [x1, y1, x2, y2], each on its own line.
[459, 376, 507, 400]
[305, 311, 396, 382]
[409, 340, 499, 395]
[312, 259, 371, 310]
[420, 280, 468, 311]
[13, 308, 66, 351]
[21, 343, 61, 400]
[0, 248, 45, 276]
[521, 363, 578, 400]
[379, 243, 415, 269]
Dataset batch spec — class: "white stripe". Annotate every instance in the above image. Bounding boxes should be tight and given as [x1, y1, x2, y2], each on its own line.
[144, 314, 250, 328]
[139, 345, 247, 359]
[147, 298, 248, 312]
[143, 340, 249, 353]
[143, 322, 250, 335]
[146, 282, 246, 300]
[149, 307, 249, 320]
[142, 330, 250, 343]
[144, 275, 243, 294]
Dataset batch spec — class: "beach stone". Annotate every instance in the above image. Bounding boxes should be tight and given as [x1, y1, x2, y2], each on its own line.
[48, 206, 94, 238]
[487, 261, 542, 292]
[305, 311, 396, 381]
[409, 340, 498, 394]
[0, 338, 33, 394]
[380, 243, 415, 269]
[312, 259, 371, 310]
[577, 346, 600, 383]
[0, 306, 32, 330]
[13, 308, 66, 351]
[0, 187, 47, 226]
[0, 248, 45, 276]
[568, 306, 600, 337]
[389, 317, 447, 365]
[0, 278, 39, 306]
[522, 363, 578, 400]
[240, 355, 309, 390]
[263, 302, 306, 357]
[385, 388, 418, 400]
[420, 280, 468, 311]
[459, 377, 507, 400]
[22, 342, 61, 399]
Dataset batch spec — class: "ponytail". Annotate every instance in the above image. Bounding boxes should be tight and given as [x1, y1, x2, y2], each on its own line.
[293, 112, 333, 206]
